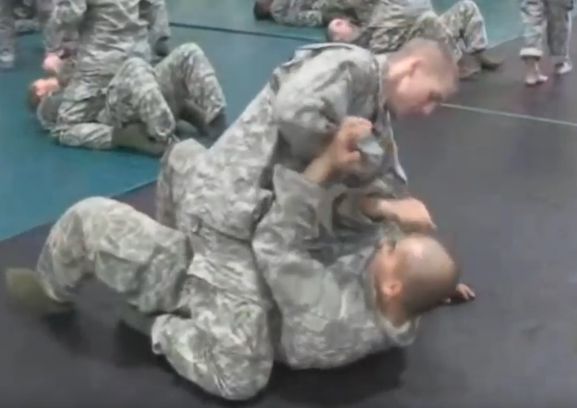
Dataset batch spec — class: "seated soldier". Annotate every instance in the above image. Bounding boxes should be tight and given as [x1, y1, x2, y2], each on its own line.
[6, 122, 475, 401]
[327, 0, 502, 79]
[26, 43, 227, 155]
[253, 0, 373, 27]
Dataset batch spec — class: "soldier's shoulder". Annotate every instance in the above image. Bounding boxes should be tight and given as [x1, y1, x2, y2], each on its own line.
[298, 43, 375, 64]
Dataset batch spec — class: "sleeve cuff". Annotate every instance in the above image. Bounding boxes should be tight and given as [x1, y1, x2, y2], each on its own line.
[273, 165, 326, 201]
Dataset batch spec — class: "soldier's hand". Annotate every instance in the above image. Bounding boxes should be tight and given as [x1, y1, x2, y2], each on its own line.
[379, 198, 436, 232]
[43, 53, 63, 75]
[444, 283, 476, 304]
[321, 116, 373, 175]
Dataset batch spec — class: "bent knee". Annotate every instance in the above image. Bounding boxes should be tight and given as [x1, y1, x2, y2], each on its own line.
[164, 138, 206, 171]
[172, 42, 205, 59]
[458, 0, 480, 13]
[67, 197, 120, 218]
[215, 362, 271, 401]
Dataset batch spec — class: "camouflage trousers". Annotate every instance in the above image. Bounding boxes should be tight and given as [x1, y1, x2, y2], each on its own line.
[0, 0, 53, 59]
[368, 0, 489, 61]
[154, 43, 227, 128]
[520, 0, 573, 62]
[154, 139, 273, 400]
[52, 63, 173, 150]
[0, 0, 17, 59]
[14, 17, 38, 34]
[35, 139, 273, 400]
[97, 57, 176, 143]
[51, 43, 225, 150]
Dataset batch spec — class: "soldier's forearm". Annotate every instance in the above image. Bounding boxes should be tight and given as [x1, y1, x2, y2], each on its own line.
[303, 154, 333, 184]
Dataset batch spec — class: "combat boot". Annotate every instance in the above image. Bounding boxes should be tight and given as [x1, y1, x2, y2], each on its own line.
[474, 50, 503, 71]
[458, 54, 481, 80]
[5, 268, 73, 315]
[112, 123, 167, 156]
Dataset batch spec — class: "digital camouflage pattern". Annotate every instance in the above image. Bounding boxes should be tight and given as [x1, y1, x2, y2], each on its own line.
[38, 43, 225, 149]
[356, 0, 488, 61]
[31, 43, 418, 401]
[520, 0, 573, 63]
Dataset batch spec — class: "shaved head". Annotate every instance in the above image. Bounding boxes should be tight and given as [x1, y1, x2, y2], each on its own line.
[383, 38, 459, 117]
[395, 234, 460, 317]
[390, 37, 458, 93]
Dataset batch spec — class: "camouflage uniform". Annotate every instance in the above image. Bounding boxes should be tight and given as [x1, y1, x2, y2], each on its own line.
[42, 0, 168, 58]
[48, 0, 156, 149]
[351, 0, 380, 23]
[0, 0, 72, 68]
[520, 0, 573, 63]
[0, 0, 37, 63]
[31, 44, 417, 400]
[0, 0, 17, 66]
[13, 0, 40, 34]
[37, 43, 226, 148]
[358, 0, 489, 61]
[270, 0, 379, 27]
[153, 42, 226, 131]
[142, 0, 170, 53]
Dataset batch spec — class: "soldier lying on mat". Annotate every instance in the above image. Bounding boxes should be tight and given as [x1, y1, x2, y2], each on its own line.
[6, 126, 475, 400]
[25, 43, 227, 156]
[7, 39, 474, 401]
[253, 0, 377, 27]
[326, 0, 501, 80]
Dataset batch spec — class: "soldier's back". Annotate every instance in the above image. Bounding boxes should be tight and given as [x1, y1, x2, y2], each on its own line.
[76, 0, 150, 74]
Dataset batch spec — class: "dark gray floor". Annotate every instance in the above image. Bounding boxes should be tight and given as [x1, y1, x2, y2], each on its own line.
[449, 24, 577, 125]
[3, 33, 577, 408]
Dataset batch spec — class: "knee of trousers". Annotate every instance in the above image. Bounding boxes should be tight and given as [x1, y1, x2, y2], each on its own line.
[162, 138, 207, 174]
[216, 361, 272, 401]
[65, 197, 118, 219]
[457, 0, 481, 13]
[171, 42, 205, 60]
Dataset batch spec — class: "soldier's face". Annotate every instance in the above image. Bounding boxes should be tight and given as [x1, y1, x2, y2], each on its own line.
[388, 61, 451, 117]
[35, 77, 60, 99]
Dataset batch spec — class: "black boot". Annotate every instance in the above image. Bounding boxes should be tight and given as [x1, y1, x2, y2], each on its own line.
[458, 54, 481, 80]
[180, 100, 227, 140]
[204, 111, 228, 140]
[153, 38, 171, 58]
[474, 50, 503, 71]
[174, 120, 202, 140]
[5, 268, 73, 315]
[112, 123, 167, 157]
[119, 303, 154, 336]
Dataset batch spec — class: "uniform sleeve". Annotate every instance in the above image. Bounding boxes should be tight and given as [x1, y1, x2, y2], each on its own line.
[270, 0, 323, 26]
[253, 166, 374, 367]
[273, 49, 375, 161]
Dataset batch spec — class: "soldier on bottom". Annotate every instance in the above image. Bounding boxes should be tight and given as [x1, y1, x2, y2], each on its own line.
[26, 43, 227, 155]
